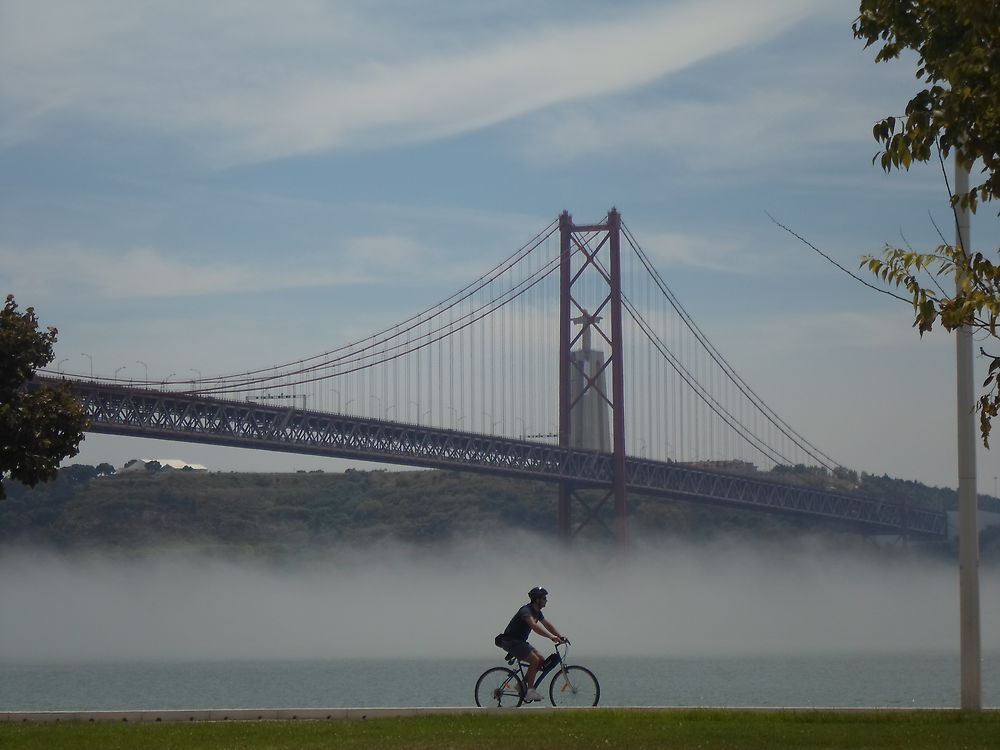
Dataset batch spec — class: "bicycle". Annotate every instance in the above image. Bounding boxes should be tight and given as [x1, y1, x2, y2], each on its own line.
[474, 640, 600, 707]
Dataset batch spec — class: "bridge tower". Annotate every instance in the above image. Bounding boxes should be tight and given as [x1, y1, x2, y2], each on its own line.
[557, 209, 628, 544]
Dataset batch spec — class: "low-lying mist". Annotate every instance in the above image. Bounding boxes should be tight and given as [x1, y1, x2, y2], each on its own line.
[1, 536, 995, 663]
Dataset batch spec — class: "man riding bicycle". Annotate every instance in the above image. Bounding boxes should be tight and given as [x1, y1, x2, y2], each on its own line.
[495, 586, 567, 702]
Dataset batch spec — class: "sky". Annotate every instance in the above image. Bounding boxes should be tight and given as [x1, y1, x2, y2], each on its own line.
[2, 0, 999, 490]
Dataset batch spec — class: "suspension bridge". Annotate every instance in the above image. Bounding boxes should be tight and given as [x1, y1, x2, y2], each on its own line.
[35, 210, 948, 542]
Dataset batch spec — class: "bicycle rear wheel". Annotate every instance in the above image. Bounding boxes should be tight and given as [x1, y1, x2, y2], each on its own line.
[548, 665, 600, 706]
[475, 667, 524, 707]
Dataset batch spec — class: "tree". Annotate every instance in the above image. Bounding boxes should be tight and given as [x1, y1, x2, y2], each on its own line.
[0, 295, 88, 498]
[853, 0, 1000, 443]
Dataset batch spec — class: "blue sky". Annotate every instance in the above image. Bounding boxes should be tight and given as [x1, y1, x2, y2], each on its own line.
[2, 0, 998, 490]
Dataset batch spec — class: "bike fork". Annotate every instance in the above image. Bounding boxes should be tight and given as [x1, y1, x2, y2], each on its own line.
[552, 665, 577, 695]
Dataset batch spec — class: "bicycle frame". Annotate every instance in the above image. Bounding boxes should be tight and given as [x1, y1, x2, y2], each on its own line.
[507, 640, 571, 690]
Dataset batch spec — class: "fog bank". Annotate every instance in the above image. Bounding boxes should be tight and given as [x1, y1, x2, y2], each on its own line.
[0, 537, 995, 662]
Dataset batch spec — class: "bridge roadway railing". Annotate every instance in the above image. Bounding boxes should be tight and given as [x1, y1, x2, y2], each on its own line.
[35, 377, 948, 540]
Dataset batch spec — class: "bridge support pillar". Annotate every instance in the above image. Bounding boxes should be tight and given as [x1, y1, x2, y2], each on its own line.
[558, 209, 628, 545]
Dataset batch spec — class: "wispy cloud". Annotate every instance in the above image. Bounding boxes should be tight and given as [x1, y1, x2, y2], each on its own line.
[725, 308, 949, 358]
[637, 230, 767, 274]
[518, 89, 875, 172]
[0, 235, 437, 299]
[1, 0, 821, 164]
[513, 31, 896, 172]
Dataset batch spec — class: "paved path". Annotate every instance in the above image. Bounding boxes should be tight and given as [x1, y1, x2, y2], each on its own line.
[0, 706, 987, 722]
[1, 707, 494, 722]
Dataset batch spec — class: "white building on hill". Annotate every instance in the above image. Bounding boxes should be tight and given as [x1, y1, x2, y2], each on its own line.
[121, 458, 208, 472]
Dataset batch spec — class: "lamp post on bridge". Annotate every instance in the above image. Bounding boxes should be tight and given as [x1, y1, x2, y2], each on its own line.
[136, 360, 148, 382]
[480, 410, 504, 434]
[81, 353, 93, 379]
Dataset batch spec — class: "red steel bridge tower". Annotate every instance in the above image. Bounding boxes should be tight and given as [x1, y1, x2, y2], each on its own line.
[558, 209, 628, 544]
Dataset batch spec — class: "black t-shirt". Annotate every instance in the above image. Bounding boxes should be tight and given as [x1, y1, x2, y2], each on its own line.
[503, 603, 543, 641]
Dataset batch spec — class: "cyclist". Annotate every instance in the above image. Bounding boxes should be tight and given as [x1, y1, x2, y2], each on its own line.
[495, 586, 566, 702]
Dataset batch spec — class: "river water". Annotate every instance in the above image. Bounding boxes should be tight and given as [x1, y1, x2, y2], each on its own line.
[2, 652, 997, 711]
[4, 540, 1000, 712]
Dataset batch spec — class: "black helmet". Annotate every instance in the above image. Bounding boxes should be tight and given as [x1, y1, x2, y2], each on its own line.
[528, 587, 548, 600]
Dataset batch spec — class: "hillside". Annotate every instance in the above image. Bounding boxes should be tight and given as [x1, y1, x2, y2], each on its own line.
[1, 461, 988, 561]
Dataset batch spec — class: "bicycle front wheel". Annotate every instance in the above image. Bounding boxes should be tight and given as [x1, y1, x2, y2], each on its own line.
[475, 667, 524, 708]
[548, 665, 600, 706]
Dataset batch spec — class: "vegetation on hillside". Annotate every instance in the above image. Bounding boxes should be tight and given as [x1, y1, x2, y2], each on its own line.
[2, 461, 993, 561]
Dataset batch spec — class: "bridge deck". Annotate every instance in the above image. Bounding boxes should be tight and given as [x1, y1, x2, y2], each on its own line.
[31, 377, 948, 540]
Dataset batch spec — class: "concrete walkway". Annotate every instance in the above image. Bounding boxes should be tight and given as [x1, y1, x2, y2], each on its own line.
[0, 707, 495, 722]
[0, 706, 988, 722]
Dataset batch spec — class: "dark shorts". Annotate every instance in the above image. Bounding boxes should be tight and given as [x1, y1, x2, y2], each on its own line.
[498, 637, 538, 661]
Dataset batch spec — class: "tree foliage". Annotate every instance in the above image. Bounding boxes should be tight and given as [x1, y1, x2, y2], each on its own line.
[853, 1, 1000, 444]
[0, 295, 88, 498]
[854, 0, 1000, 210]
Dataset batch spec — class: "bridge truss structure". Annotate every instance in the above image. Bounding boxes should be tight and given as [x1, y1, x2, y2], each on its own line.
[34, 376, 948, 540]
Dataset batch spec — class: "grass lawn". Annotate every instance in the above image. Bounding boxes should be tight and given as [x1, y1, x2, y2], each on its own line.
[1, 709, 999, 749]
